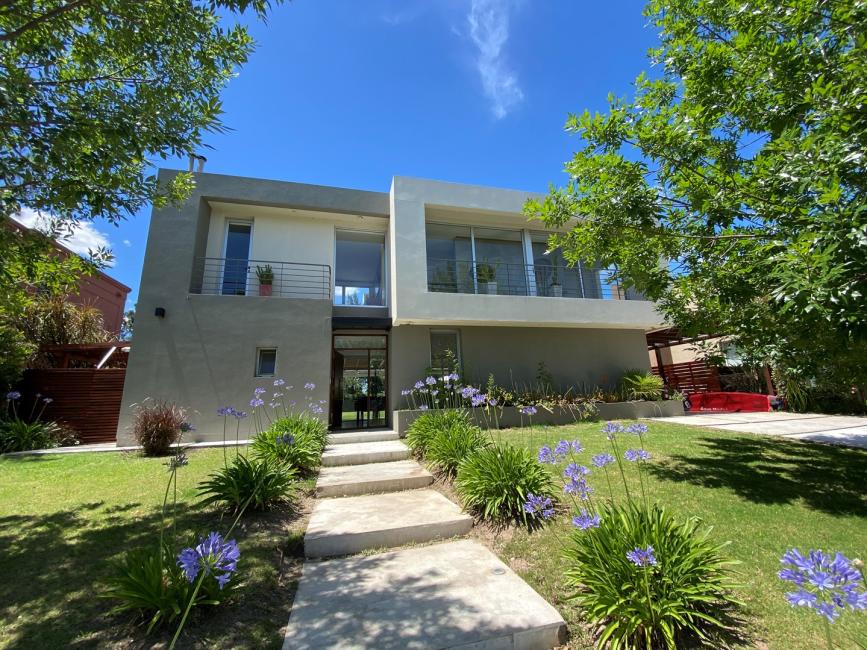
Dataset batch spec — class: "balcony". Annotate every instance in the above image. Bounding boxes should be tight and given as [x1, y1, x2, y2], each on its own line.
[191, 257, 332, 299]
[426, 258, 645, 300]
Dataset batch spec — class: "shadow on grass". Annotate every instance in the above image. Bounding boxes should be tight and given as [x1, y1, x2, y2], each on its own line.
[0, 499, 305, 649]
[648, 434, 867, 516]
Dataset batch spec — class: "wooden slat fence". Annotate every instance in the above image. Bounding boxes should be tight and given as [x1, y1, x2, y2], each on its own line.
[19, 368, 125, 444]
[651, 361, 721, 394]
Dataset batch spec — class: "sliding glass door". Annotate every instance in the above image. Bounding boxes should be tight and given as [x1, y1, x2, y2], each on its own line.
[330, 335, 388, 430]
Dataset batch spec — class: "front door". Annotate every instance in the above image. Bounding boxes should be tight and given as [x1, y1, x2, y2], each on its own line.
[330, 334, 387, 430]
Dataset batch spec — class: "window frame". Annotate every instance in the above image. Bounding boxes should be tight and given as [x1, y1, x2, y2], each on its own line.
[429, 329, 462, 374]
[255, 347, 278, 377]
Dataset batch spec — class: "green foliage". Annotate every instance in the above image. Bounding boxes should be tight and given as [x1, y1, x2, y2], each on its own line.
[406, 408, 469, 458]
[198, 454, 297, 512]
[102, 543, 231, 633]
[424, 412, 488, 479]
[455, 443, 556, 528]
[617, 369, 665, 401]
[0, 417, 75, 453]
[475, 262, 497, 283]
[527, 0, 867, 401]
[564, 502, 740, 648]
[130, 400, 188, 456]
[251, 414, 328, 475]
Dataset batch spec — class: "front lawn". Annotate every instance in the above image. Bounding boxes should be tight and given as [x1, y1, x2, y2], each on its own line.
[481, 422, 867, 649]
[0, 448, 310, 648]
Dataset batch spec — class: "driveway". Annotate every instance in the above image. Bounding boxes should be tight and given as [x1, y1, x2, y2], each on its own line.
[652, 411, 867, 450]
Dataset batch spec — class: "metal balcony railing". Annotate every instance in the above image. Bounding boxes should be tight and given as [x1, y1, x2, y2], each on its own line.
[426, 258, 646, 300]
[191, 257, 332, 299]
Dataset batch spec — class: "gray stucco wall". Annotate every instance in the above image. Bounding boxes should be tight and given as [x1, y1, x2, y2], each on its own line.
[389, 325, 650, 410]
[118, 169, 387, 444]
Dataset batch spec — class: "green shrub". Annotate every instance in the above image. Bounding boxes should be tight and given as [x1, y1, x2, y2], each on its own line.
[456, 443, 557, 528]
[251, 414, 327, 475]
[198, 454, 297, 512]
[0, 418, 76, 453]
[424, 413, 488, 478]
[102, 542, 231, 633]
[406, 408, 469, 458]
[564, 501, 740, 648]
[617, 369, 665, 401]
[130, 400, 190, 456]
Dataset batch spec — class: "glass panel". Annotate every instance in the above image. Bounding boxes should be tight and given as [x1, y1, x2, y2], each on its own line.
[425, 223, 474, 293]
[222, 223, 251, 295]
[256, 349, 276, 376]
[334, 335, 387, 349]
[334, 231, 385, 306]
[430, 331, 460, 372]
[331, 342, 387, 430]
[368, 350, 386, 427]
[473, 227, 526, 296]
[531, 238, 582, 298]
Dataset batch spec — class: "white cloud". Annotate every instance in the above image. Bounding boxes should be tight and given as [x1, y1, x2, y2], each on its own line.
[467, 0, 523, 119]
[381, 6, 423, 26]
[12, 207, 114, 265]
[122, 239, 132, 247]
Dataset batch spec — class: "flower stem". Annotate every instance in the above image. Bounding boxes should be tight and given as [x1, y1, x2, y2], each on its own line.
[823, 617, 833, 650]
[169, 573, 204, 650]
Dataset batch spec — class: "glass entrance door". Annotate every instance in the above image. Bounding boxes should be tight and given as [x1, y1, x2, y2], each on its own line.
[330, 334, 388, 430]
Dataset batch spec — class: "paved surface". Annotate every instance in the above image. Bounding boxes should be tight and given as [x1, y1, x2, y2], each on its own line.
[316, 460, 434, 498]
[651, 411, 867, 449]
[320, 439, 412, 466]
[283, 540, 566, 650]
[0, 438, 252, 457]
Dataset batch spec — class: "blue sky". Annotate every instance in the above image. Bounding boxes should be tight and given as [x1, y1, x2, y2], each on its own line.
[47, 0, 661, 310]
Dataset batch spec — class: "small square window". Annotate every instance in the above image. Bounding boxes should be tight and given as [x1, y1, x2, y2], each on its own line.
[256, 348, 277, 377]
[430, 330, 461, 374]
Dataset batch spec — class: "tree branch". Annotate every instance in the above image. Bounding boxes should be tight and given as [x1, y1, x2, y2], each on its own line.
[0, 0, 92, 42]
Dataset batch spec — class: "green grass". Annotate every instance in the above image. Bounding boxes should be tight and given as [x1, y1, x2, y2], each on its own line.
[0, 448, 311, 649]
[483, 421, 867, 649]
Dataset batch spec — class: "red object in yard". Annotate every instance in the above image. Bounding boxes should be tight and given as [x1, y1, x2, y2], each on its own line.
[685, 391, 779, 413]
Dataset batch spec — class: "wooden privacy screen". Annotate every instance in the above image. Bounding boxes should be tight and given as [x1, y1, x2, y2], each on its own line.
[20, 368, 125, 444]
[651, 361, 721, 394]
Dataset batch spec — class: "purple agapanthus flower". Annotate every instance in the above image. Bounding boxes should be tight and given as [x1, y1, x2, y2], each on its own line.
[179, 422, 195, 432]
[626, 423, 648, 435]
[5, 391, 21, 401]
[461, 386, 478, 399]
[310, 404, 324, 414]
[624, 449, 651, 462]
[779, 549, 867, 622]
[414, 380, 425, 390]
[273, 378, 285, 387]
[471, 393, 487, 407]
[250, 398, 264, 408]
[177, 532, 240, 589]
[217, 406, 234, 416]
[564, 463, 590, 479]
[627, 545, 657, 567]
[233, 410, 248, 419]
[418, 404, 429, 411]
[554, 440, 570, 456]
[448, 372, 460, 382]
[401, 389, 411, 396]
[537, 445, 560, 464]
[487, 397, 498, 406]
[520, 405, 538, 416]
[572, 510, 601, 530]
[254, 387, 266, 396]
[42, 397, 53, 404]
[571, 440, 584, 453]
[425, 376, 437, 386]
[304, 382, 316, 391]
[564, 477, 594, 499]
[277, 433, 295, 446]
[591, 453, 615, 468]
[523, 493, 555, 520]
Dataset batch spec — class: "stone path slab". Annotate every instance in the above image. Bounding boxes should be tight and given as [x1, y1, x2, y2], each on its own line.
[321, 439, 411, 467]
[316, 460, 433, 498]
[327, 430, 399, 445]
[652, 412, 867, 449]
[283, 539, 566, 649]
[305, 489, 472, 558]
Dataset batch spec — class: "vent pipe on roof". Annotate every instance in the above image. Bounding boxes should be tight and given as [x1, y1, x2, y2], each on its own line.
[187, 154, 207, 173]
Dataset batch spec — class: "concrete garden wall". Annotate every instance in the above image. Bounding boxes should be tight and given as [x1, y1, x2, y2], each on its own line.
[393, 400, 685, 436]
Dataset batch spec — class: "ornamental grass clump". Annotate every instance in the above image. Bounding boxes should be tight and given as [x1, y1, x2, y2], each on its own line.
[251, 413, 327, 475]
[424, 411, 488, 478]
[406, 408, 469, 457]
[130, 399, 193, 456]
[527, 421, 741, 648]
[198, 454, 297, 512]
[617, 369, 665, 401]
[455, 442, 557, 528]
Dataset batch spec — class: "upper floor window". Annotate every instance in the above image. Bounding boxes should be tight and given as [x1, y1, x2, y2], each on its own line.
[334, 230, 385, 306]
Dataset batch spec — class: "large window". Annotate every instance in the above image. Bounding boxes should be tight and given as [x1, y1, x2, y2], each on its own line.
[430, 330, 461, 373]
[530, 233, 604, 299]
[334, 231, 385, 306]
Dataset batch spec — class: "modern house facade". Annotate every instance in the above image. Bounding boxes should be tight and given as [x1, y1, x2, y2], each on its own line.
[117, 170, 662, 443]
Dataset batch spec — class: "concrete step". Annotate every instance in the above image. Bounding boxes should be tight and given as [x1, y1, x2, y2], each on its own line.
[327, 430, 399, 445]
[304, 489, 473, 558]
[316, 460, 433, 498]
[284, 539, 566, 649]
[320, 439, 410, 467]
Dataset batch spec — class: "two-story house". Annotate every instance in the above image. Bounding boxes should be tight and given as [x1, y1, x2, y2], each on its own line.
[117, 171, 663, 443]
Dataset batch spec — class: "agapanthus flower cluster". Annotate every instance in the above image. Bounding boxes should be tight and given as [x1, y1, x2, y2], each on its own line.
[564, 476, 594, 499]
[179, 421, 195, 433]
[779, 549, 867, 622]
[5, 391, 21, 401]
[537, 440, 582, 464]
[591, 453, 615, 468]
[602, 421, 624, 439]
[304, 382, 316, 391]
[520, 405, 538, 416]
[523, 493, 556, 520]
[572, 510, 601, 530]
[276, 433, 295, 446]
[471, 393, 488, 407]
[624, 449, 651, 462]
[217, 406, 247, 419]
[250, 398, 265, 408]
[273, 378, 285, 387]
[166, 452, 189, 470]
[177, 532, 240, 589]
[254, 387, 266, 396]
[627, 545, 657, 567]
[626, 423, 648, 435]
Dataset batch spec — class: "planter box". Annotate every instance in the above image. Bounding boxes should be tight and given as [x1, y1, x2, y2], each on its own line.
[393, 400, 684, 436]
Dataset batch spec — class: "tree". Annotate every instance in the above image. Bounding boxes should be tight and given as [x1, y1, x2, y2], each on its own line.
[0, 0, 283, 387]
[527, 0, 867, 407]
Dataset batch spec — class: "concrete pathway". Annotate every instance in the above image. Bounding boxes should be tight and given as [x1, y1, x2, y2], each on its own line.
[651, 411, 867, 449]
[283, 430, 566, 649]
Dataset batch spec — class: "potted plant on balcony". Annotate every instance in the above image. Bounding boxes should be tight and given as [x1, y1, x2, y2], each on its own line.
[256, 264, 274, 296]
[476, 262, 498, 295]
[549, 265, 563, 297]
